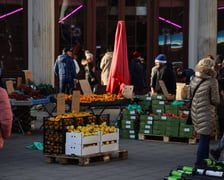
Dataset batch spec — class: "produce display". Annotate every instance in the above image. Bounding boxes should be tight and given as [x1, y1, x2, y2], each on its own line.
[120, 94, 194, 140]
[8, 85, 47, 101]
[44, 112, 110, 154]
[62, 93, 125, 103]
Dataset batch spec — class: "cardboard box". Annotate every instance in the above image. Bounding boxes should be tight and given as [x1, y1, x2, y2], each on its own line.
[176, 83, 188, 100]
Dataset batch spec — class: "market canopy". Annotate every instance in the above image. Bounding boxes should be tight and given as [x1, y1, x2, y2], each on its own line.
[106, 21, 130, 94]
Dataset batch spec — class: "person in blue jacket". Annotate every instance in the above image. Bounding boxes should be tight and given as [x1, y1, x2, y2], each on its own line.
[54, 47, 77, 94]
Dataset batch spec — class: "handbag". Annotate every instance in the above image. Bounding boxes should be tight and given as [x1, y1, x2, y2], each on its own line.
[186, 79, 206, 125]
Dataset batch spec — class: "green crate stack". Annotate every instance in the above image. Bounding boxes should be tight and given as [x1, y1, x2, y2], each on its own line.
[152, 120, 166, 135]
[139, 114, 153, 134]
[151, 94, 165, 100]
[121, 109, 139, 139]
[121, 129, 136, 139]
[139, 122, 153, 134]
[122, 109, 136, 119]
[165, 117, 180, 137]
[137, 95, 152, 111]
[165, 104, 178, 115]
[178, 109, 190, 116]
[179, 124, 194, 138]
[152, 104, 165, 114]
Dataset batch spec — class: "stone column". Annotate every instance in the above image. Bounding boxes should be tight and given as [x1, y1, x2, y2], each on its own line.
[28, 0, 55, 85]
[189, 0, 217, 69]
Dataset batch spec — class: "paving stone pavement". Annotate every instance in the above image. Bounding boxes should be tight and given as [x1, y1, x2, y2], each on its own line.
[0, 108, 219, 180]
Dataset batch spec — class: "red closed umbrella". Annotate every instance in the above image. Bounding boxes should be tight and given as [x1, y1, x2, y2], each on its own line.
[106, 21, 130, 94]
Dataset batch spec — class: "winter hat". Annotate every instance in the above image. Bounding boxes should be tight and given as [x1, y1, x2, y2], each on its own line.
[195, 58, 216, 77]
[155, 54, 167, 63]
[133, 51, 140, 58]
[197, 58, 215, 68]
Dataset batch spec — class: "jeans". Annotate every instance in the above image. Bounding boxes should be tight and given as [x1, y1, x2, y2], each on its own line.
[195, 134, 210, 166]
[59, 79, 74, 94]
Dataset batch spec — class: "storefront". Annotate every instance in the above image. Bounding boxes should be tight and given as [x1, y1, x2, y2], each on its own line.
[0, 0, 223, 89]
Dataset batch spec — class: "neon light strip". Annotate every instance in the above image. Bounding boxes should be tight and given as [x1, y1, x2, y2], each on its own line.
[159, 17, 182, 29]
[58, 4, 83, 23]
[218, 6, 224, 10]
[0, 7, 23, 19]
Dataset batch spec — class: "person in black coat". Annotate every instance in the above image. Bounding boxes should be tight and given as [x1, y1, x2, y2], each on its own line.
[151, 54, 176, 95]
[129, 51, 147, 95]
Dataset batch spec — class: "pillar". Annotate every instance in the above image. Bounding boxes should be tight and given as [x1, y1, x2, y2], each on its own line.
[28, 0, 55, 85]
[189, 0, 217, 69]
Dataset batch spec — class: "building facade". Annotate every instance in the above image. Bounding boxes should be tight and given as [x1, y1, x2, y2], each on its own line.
[0, 0, 223, 89]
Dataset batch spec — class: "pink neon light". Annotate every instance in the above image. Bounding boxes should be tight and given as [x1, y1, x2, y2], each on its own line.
[159, 17, 182, 28]
[58, 4, 83, 23]
[0, 7, 23, 19]
[218, 6, 224, 10]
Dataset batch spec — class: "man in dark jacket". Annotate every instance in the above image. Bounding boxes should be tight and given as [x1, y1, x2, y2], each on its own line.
[151, 54, 176, 95]
[54, 47, 77, 94]
[129, 51, 147, 95]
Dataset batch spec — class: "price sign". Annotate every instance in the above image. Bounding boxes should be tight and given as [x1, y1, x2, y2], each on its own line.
[57, 93, 65, 115]
[71, 90, 80, 113]
[79, 79, 93, 95]
[17, 77, 22, 88]
[6, 80, 14, 94]
[23, 70, 32, 84]
[122, 85, 133, 99]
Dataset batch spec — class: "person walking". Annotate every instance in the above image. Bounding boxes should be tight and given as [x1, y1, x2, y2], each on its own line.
[188, 58, 220, 167]
[81, 50, 98, 93]
[54, 47, 77, 94]
[100, 48, 113, 86]
[151, 54, 176, 95]
[0, 87, 13, 149]
[129, 51, 147, 95]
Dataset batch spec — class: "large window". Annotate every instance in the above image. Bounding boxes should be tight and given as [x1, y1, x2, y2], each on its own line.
[96, 0, 118, 69]
[218, 0, 224, 56]
[0, 0, 26, 77]
[58, 0, 85, 63]
[125, 0, 147, 61]
[158, 0, 185, 63]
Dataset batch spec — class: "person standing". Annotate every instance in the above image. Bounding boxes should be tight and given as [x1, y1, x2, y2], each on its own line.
[0, 87, 13, 149]
[81, 50, 98, 93]
[129, 51, 147, 95]
[54, 47, 77, 94]
[151, 54, 176, 95]
[100, 48, 113, 86]
[188, 58, 220, 167]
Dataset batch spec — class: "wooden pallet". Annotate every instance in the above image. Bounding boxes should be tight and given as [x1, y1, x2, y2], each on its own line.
[138, 134, 198, 144]
[44, 149, 128, 166]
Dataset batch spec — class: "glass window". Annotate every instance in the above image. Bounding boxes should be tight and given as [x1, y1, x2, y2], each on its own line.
[125, 0, 147, 61]
[96, 0, 118, 69]
[58, 0, 84, 63]
[217, 0, 224, 56]
[158, 0, 184, 63]
[0, 0, 25, 75]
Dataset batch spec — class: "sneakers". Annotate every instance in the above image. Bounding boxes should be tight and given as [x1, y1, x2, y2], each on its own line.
[210, 149, 221, 160]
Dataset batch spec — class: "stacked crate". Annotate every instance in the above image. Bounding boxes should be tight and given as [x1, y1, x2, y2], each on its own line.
[65, 129, 119, 155]
[43, 114, 98, 154]
[178, 110, 194, 138]
[65, 131, 101, 156]
[120, 109, 139, 139]
[136, 95, 152, 112]
[139, 114, 153, 134]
